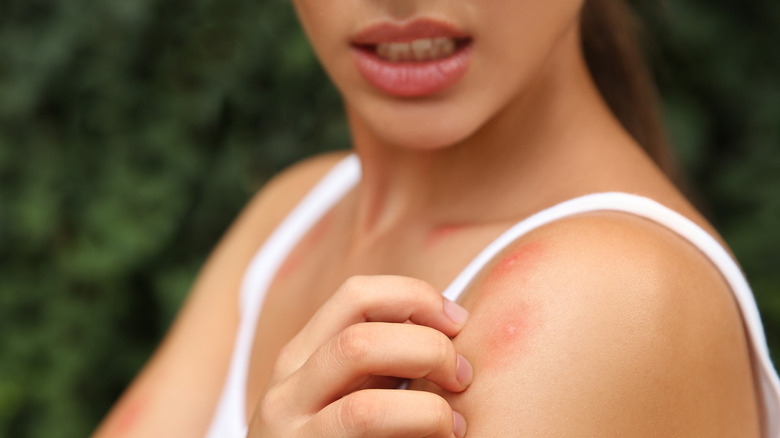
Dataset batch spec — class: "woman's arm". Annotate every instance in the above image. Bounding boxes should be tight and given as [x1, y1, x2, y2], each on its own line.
[417, 212, 761, 436]
[92, 152, 351, 438]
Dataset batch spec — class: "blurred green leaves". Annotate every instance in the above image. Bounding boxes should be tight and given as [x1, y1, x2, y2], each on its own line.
[640, 0, 780, 350]
[0, 1, 345, 436]
[0, 0, 778, 436]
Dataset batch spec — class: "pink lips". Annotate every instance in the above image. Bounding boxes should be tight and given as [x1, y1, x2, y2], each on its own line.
[351, 19, 472, 98]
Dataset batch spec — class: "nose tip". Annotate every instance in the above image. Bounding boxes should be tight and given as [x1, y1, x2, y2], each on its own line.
[374, 0, 420, 21]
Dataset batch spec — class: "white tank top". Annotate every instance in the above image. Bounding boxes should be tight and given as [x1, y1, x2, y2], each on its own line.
[206, 154, 780, 437]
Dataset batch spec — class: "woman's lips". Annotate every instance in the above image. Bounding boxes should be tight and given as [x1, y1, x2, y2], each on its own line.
[351, 19, 470, 44]
[350, 19, 473, 98]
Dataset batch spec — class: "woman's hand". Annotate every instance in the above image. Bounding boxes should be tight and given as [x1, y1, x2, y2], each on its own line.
[248, 275, 472, 438]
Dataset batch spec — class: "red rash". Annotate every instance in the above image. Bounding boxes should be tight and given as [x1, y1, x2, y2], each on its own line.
[479, 299, 535, 370]
[276, 213, 333, 280]
[108, 395, 146, 436]
[482, 241, 545, 290]
[307, 211, 333, 244]
[276, 251, 303, 279]
[425, 223, 469, 247]
[473, 241, 546, 370]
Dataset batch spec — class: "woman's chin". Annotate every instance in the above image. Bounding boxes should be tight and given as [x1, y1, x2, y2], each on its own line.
[350, 107, 484, 151]
[377, 124, 476, 150]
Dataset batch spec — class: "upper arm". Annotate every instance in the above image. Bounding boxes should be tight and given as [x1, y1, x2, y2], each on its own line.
[92, 151, 350, 438]
[431, 213, 761, 436]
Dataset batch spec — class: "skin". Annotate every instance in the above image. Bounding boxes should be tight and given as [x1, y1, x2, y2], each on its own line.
[468, 242, 547, 371]
[424, 224, 472, 248]
[94, 0, 763, 436]
[410, 214, 761, 436]
[275, 211, 334, 280]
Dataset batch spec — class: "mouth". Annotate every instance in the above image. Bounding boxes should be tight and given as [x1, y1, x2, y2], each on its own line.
[353, 37, 472, 63]
[350, 19, 474, 97]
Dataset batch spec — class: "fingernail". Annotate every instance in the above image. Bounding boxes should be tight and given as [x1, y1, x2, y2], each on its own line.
[456, 354, 473, 387]
[453, 411, 467, 438]
[444, 300, 469, 326]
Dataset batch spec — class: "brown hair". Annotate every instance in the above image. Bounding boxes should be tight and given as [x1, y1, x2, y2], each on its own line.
[580, 0, 677, 179]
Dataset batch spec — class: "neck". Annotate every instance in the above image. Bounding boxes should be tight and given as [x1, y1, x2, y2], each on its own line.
[346, 26, 632, 243]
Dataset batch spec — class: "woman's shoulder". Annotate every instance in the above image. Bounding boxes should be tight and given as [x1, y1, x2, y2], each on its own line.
[239, 151, 352, 232]
[477, 209, 742, 327]
[202, 150, 353, 278]
[448, 208, 761, 436]
[91, 151, 352, 437]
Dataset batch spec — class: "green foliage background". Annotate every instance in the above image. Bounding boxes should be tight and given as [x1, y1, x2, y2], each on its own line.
[0, 1, 778, 436]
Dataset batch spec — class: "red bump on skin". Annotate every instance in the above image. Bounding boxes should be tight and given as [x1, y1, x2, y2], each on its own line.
[470, 241, 546, 370]
[109, 395, 146, 436]
[480, 300, 534, 370]
[482, 241, 545, 291]
[306, 211, 333, 246]
[425, 223, 469, 247]
[275, 251, 303, 280]
[275, 213, 333, 280]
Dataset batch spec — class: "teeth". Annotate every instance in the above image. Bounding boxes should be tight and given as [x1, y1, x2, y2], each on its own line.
[388, 43, 410, 62]
[411, 39, 434, 60]
[376, 37, 458, 62]
[437, 37, 456, 56]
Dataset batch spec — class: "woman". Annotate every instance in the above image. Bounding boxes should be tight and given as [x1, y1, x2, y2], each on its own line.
[94, 0, 780, 436]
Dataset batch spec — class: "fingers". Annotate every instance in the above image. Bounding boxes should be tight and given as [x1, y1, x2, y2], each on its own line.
[276, 275, 469, 375]
[251, 275, 474, 438]
[289, 322, 474, 411]
[309, 389, 467, 438]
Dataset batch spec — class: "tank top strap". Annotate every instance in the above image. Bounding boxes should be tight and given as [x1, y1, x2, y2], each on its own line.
[441, 191, 780, 437]
[206, 154, 361, 438]
[239, 154, 361, 315]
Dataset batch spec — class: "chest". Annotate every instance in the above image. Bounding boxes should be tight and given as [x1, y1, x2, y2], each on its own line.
[240, 213, 506, 422]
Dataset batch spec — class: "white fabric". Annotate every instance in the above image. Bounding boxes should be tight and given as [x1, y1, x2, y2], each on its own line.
[206, 155, 780, 437]
[205, 155, 361, 438]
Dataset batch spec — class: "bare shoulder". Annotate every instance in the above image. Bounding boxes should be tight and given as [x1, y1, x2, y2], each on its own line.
[92, 151, 350, 437]
[446, 212, 761, 436]
[182, 150, 352, 315]
[238, 151, 352, 234]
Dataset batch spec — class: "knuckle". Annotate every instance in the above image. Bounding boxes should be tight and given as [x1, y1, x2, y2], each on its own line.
[424, 393, 454, 434]
[339, 392, 379, 433]
[338, 276, 376, 311]
[410, 276, 438, 295]
[430, 331, 454, 365]
[335, 324, 371, 363]
[257, 384, 286, 422]
[340, 275, 369, 301]
[408, 278, 442, 311]
[274, 342, 297, 371]
[397, 275, 437, 299]
[270, 338, 306, 383]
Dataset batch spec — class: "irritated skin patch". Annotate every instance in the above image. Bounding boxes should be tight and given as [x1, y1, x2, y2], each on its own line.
[478, 299, 534, 370]
[106, 394, 146, 436]
[469, 241, 546, 370]
[482, 241, 546, 289]
[425, 223, 470, 248]
[275, 251, 303, 280]
[275, 212, 334, 280]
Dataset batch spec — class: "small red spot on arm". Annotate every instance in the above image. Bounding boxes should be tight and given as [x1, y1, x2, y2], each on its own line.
[98, 392, 147, 437]
[115, 399, 144, 435]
